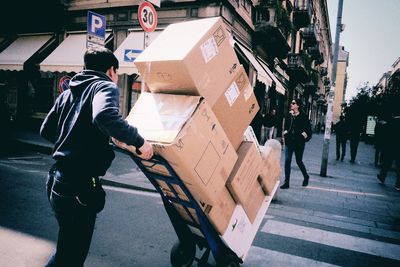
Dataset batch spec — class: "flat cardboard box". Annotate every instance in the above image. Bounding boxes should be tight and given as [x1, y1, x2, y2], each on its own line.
[259, 146, 281, 195]
[212, 65, 259, 150]
[134, 17, 240, 107]
[126, 93, 238, 206]
[241, 180, 267, 223]
[226, 141, 263, 204]
[172, 186, 236, 235]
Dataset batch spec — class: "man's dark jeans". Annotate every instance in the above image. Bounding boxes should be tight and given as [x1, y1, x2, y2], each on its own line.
[336, 135, 347, 160]
[46, 170, 97, 267]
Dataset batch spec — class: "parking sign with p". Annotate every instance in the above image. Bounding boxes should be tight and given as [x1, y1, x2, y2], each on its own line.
[87, 11, 106, 49]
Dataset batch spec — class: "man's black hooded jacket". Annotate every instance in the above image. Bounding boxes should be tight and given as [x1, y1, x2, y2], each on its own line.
[40, 70, 144, 176]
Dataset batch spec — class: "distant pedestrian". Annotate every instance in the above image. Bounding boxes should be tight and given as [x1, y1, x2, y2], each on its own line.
[40, 47, 153, 267]
[333, 115, 348, 161]
[280, 99, 312, 189]
[347, 111, 363, 163]
[261, 109, 277, 144]
[376, 113, 400, 191]
[374, 111, 390, 167]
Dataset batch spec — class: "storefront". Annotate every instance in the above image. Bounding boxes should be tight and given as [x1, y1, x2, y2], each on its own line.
[0, 33, 57, 129]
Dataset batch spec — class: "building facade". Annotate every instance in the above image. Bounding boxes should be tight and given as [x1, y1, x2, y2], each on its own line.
[0, 0, 333, 141]
[332, 45, 349, 123]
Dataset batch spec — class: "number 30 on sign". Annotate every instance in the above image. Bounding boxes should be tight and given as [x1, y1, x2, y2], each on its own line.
[138, 2, 158, 33]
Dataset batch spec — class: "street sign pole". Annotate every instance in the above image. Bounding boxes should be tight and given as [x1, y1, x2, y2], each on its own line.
[138, 1, 158, 93]
[320, 0, 344, 177]
[140, 32, 149, 93]
[87, 11, 106, 49]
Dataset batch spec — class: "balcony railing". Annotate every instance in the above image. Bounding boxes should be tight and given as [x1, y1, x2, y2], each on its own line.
[302, 24, 317, 47]
[320, 67, 328, 77]
[293, 0, 312, 29]
[287, 53, 309, 83]
[323, 76, 331, 86]
[254, 4, 291, 60]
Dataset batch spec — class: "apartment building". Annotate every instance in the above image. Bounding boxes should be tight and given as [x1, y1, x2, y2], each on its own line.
[0, 0, 332, 139]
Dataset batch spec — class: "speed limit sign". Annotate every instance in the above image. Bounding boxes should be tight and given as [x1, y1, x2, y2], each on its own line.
[138, 2, 158, 33]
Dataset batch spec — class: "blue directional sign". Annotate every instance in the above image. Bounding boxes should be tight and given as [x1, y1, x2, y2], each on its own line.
[124, 49, 143, 62]
[87, 11, 106, 48]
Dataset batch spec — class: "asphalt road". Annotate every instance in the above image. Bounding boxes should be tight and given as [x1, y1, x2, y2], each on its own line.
[1, 143, 399, 267]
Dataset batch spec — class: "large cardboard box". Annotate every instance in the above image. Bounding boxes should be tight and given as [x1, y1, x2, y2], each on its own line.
[226, 141, 263, 204]
[212, 66, 259, 150]
[126, 93, 238, 206]
[134, 17, 240, 107]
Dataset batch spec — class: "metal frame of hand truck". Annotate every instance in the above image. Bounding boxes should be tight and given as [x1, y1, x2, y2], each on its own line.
[123, 150, 242, 267]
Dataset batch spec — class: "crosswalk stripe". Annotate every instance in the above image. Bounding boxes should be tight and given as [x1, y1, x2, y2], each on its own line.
[265, 208, 400, 240]
[245, 246, 341, 267]
[261, 220, 400, 260]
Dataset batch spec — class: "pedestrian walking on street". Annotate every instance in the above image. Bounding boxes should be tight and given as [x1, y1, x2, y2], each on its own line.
[333, 115, 348, 161]
[261, 109, 277, 144]
[376, 112, 400, 190]
[280, 99, 312, 189]
[374, 111, 390, 167]
[40, 47, 154, 267]
[346, 109, 363, 163]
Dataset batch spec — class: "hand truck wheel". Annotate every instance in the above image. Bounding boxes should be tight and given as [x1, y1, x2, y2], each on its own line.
[170, 240, 196, 267]
[216, 253, 241, 267]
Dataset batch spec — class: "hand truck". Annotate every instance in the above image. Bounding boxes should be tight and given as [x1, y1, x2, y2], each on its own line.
[118, 148, 242, 267]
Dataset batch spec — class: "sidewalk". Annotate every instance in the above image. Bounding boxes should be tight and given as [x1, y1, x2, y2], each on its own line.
[12, 129, 400, 233]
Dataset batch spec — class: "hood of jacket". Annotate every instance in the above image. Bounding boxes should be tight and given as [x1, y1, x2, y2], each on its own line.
[69, 70, 112, 97]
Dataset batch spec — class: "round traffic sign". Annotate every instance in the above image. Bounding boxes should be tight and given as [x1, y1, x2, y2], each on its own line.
[138, 2, 158, 33]
[58, 76, 71, 93]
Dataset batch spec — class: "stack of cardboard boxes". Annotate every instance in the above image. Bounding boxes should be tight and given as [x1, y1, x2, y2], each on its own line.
[123, 17, 280, 258]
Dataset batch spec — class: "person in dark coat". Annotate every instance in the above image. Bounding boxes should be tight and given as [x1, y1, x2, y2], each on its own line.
[377, 113, 400, 191]
[334, 115, 348, 161]
[374, 115, 388, 166]
[262, 109, 277, 144]
[40, 47, 154, 267]
[346, 110, 363, 163]
[280, 98, 312, 189]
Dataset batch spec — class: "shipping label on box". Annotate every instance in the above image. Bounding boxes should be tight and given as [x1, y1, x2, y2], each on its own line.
[221, 205, 253, 258]
[244, 126, 261, 153]
[212, 65, 259, 150]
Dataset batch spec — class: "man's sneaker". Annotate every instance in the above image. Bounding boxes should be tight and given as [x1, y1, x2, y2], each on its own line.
[376, 174, 385, 184]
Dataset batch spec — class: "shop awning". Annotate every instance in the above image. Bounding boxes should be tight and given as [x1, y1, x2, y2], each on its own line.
[235, 42, 273, 87]
[114, 30, 162, 75]
[0, 34, 54, 71]
[235, 42, 286, 95]
[255, 58, 286, 95]
[40, 32, 111, 73]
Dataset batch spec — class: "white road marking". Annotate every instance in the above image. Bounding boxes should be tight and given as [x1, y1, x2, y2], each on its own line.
[244, 246, 341, 267]
[103, 185, 160, 198]
[261, 220, 400, 260]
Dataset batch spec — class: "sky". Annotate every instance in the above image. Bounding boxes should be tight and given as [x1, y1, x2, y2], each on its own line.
[326, 0, 400, 100]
